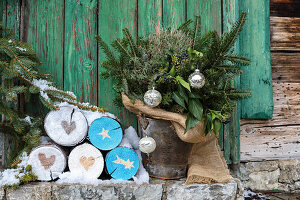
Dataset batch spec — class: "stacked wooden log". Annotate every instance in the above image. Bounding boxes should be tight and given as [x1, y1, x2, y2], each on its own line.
[28, 106, 140, 181]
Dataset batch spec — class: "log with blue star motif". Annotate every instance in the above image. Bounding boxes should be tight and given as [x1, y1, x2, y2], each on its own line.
[88, 117, 123, 150]
[106, 147, 139, 180]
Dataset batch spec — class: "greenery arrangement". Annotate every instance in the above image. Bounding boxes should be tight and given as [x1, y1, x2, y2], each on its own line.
[96, 12, 251, 134]
[0, 24, 104, 166]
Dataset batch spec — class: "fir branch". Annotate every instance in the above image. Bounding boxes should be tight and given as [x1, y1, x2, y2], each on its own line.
[220, 12, 247, 54]
[122, 28, 137, 58]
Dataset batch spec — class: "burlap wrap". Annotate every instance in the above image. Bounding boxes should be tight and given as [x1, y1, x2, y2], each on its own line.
[122, 93, 233, 184]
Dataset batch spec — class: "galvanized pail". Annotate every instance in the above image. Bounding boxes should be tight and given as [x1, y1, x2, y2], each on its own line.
[138, 117, 192, 179]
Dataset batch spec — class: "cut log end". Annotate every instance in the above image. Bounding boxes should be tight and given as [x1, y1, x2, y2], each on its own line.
[106, 147, 139, 180]
[88, 117, 123, 150]
[68, 143, 104, 178]
[28, 145, 67, 181]
[44, 106, 88, 146]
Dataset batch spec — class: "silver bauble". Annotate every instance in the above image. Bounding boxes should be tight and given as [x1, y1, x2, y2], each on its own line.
[188, 69, 205, 88]
[138, 136, 156, 154]
[144, 88, 162, 107]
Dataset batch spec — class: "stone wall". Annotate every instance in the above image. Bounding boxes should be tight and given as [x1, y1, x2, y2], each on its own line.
[0, 180, 241, 200]
[238, 159, 300, 193]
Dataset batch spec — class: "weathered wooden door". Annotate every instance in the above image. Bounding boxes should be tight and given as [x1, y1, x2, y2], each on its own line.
[1, 0, 272, 165]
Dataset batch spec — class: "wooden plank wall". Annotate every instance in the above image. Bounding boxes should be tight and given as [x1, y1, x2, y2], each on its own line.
[240, 0, 300, 161]
[2, 0, 272, 165]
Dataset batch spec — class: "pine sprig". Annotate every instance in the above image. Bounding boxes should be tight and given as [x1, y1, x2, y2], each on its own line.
[96, 13, 251, 134]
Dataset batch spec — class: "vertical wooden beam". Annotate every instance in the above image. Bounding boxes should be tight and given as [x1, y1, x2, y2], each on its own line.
[223, 0, 240, 164]
[98, 0, 137, 129]
[239, 0, 273, 119]
[64, 0, 98, 104]
[3, 0, 21, 39]
[163, 0, 185, 28]
[138, 0, 162, 37]
[25, 0, 64, 88]
[186, 0, 222, 35]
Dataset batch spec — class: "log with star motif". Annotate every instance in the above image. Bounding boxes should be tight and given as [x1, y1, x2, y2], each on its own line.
[88, 117, 123, 150]
[105, 147, 139, 180]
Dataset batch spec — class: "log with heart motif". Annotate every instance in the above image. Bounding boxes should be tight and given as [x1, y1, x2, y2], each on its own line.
[68, 143, 104, 178]
[44, 106, 88, 146]
[28, 144, 67, 181]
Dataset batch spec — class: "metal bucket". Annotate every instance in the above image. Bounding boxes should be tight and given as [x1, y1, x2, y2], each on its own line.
[138, 117, 192, 179]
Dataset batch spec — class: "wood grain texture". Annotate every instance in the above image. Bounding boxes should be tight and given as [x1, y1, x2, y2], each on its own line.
[240, 83, 300, 161]
[186, 0, 222, 34]
[3, 0, 21, 39]
[272, 53, 300, 83]
[239, 0, 273, 119]
[163, 0, 185, 28]
[240, 126, 300, 161]
[64, 0, 98, 104]
[25, 0, 64, 88]
[98, 0, 137, 129]
[223, 0, 240, 164]
[270, 0, 300, 17]
[138, 0, 162, 37]
[270, 17, 300, 51]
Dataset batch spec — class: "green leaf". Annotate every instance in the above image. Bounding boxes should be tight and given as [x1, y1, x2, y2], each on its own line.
[185, 113, 199, 133]
[189, 92, 201, 99]
[176, 76, 191, 92]
[178, 85, 188, 103]
[172, 91, 186, 109]
[213, 119, 221, 134]
[169, 66, 176, 76]
[188, 99, 203, 121]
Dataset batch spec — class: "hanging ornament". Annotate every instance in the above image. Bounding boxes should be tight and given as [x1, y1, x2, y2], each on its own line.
[143, 87, 162, 107]
[138, 136, 156, 154]
[188, 69, 205, 88]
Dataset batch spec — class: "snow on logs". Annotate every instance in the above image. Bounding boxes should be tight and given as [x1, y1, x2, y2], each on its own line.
[88, 117, 123, 150]
[44, 106, 88, 146]
[68, 143, 104, 178]
[28, 144, 67, 181]
[37, 106, 141, 181]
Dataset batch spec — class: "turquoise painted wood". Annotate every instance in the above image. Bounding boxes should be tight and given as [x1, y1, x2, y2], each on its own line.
[223, 0, 240, 164]
[64, 0, 98, 104]
[88, 117, 123, 150]
[26, 0, 64, 89]
[98, 0, 137, 129]
[106, 147, 139, 180]
[138, 0, 162, 37]
[0, 0, 273, 165]
[163, 0, 185, 28]
[239, 0, 273, 119]
[186, 0, 222, 35]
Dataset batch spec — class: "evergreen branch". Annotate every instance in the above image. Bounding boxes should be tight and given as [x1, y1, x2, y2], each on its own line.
[225, 55, 250, 66]
[4, 46, 36, 78]
[95, 35, 119, 67]
[192, 16, 200, 49]
[122, 28, 137, 58]
[177, 19, 193, 32]
[220, 12, 247, 54]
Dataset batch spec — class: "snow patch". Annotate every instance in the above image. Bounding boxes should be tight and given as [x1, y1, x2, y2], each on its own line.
[16, 46, 26, 52]
[0, 152, 29, 187]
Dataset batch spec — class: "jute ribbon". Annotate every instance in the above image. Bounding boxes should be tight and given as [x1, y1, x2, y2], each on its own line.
[122, 93, 233, 184]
